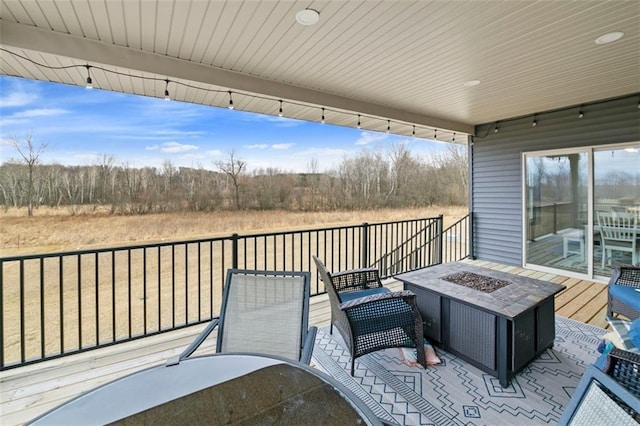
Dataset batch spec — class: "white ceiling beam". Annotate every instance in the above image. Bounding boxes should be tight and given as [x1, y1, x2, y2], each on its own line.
[0, 21, 474, 135]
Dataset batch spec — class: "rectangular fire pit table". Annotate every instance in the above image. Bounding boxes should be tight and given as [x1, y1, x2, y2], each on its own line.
[396, 262, 566, 387]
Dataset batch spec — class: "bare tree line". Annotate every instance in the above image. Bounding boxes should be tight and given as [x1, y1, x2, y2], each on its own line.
[1, 140, 467, 215]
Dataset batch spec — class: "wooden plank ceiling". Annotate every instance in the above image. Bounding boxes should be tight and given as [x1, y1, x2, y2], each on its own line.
[1, 0, 639, 141]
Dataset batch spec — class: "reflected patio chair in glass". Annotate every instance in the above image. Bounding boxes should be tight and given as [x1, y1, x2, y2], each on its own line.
[177, 269, 317, 364]
[313, 256, 426, 375]
[597, 211, 639, 268]
[563, 228, 585, 260]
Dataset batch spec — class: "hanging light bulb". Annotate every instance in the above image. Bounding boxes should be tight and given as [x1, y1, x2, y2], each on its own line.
[578, 105, 584, 118]
[386, 120, 390, 133]
[532, 114, 537, 127]
[357, 114, 361, 129]
[494, 122, 499, 133]
[321, 107, 325, 124]
[164, 79, 170, 101]
[452, 132, 456, 142]
[228, 91, 234, 109]
[412, 125, 416, 138]
[85, 65, 93, 89]
[434, 129, 437, 139]
[278, 100, 283, 117]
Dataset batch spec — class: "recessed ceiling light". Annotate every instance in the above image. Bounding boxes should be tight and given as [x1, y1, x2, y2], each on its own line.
[595, 31, 624, 45]
[463, 80, 481, 87]
[295, 9, 320, 26]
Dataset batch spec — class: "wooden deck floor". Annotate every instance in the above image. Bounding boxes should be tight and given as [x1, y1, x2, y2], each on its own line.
[0, 259, 609, 426]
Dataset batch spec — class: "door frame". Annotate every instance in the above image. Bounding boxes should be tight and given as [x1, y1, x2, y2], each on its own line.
[521, 142, 639, 282]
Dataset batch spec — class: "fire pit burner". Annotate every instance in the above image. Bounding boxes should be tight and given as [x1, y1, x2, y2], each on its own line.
[441, 271, 511, 293]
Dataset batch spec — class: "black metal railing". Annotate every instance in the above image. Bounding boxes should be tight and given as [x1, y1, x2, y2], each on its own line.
[0, 214, 470, 370]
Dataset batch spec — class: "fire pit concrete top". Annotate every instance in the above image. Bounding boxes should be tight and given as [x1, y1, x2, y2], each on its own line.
[396, 262, 566, 319]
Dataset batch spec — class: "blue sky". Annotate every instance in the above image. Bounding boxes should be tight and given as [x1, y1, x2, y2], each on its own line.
[0, 75, 452, 173]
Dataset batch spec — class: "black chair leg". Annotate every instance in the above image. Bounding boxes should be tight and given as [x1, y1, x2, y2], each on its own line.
[351, 359, 355, 376]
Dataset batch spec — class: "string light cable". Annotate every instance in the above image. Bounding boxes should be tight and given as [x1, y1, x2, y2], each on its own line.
[4, 48, 637, 143]
[474, 92, 640, 139]
[2, 47, 465, 141]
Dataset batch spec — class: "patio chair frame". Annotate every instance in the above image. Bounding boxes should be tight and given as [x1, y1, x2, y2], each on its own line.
[178, 269, 317, 364]
[313, 256, 426, 375]
[603, 348, 640, 398]
[607, 266, 640, 321]
[558, 362, 640, 425]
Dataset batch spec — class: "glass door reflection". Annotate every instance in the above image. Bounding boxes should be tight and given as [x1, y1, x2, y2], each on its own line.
[525, 152, 588, 275]
[593, 147, 640, 277]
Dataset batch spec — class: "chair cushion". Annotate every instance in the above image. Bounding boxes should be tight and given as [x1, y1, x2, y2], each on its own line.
[608, 318, 640, 353]
[339, 287, 390, 303]
[609, 284, 640, 312]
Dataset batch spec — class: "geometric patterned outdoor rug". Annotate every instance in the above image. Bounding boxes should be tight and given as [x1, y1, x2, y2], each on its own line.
[312, 316, 606, 425]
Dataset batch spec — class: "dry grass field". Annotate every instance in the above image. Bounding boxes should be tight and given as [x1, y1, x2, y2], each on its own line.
[1, 205, 468, 367]
[0, 205, 467, 256]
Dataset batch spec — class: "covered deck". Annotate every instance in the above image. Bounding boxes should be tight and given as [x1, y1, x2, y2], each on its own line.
[1, 259, 609, 426]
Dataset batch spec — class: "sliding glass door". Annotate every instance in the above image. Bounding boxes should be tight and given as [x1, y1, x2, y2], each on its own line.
[524, 152, 588, 275]
[524, 144, 639, 279]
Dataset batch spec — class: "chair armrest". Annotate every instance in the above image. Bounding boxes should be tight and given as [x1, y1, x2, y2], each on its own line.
[605, 348, 640, 370]
[300, 326, 318, 365]
[331, 267, 383, 292]
[179, 318, 220, 360]
[339, 290, 416, 311]
[604, 348, 640, 398]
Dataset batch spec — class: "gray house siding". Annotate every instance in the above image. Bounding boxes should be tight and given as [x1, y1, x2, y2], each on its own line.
[471, 94, 640, 266]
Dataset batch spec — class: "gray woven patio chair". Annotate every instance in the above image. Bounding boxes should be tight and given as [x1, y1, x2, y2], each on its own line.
[559, 348, 640, 425]
[177, 269, 317, 364]
[313, 256, 426, 375]
[603, 348, 640, 399]
[607, 266, 640, 321]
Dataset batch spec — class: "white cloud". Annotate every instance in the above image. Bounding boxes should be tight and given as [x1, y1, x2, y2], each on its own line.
[236, 113, 303, 127]
[10, 108, 68, 118]
[272, 143, 295, 150]
[254, 115, 305, 128]
[178, 153, 207, 161]
[204, 149, 223, 157]
[158, 142, 199, 153]
[295, 147, 352, 159]
[246, 143, 295, 150]
[355, 131, 388, 146]
[0, 91, 38, 107]
[145, 145, 160, 151]
[0, 138, 15, 147]
[72, 153, 103, 163]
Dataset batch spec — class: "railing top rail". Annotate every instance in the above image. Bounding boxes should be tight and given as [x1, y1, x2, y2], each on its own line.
[366, 215, 442, 227]
[443, 215, 469, 232]
[0, 236, 233, 262]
